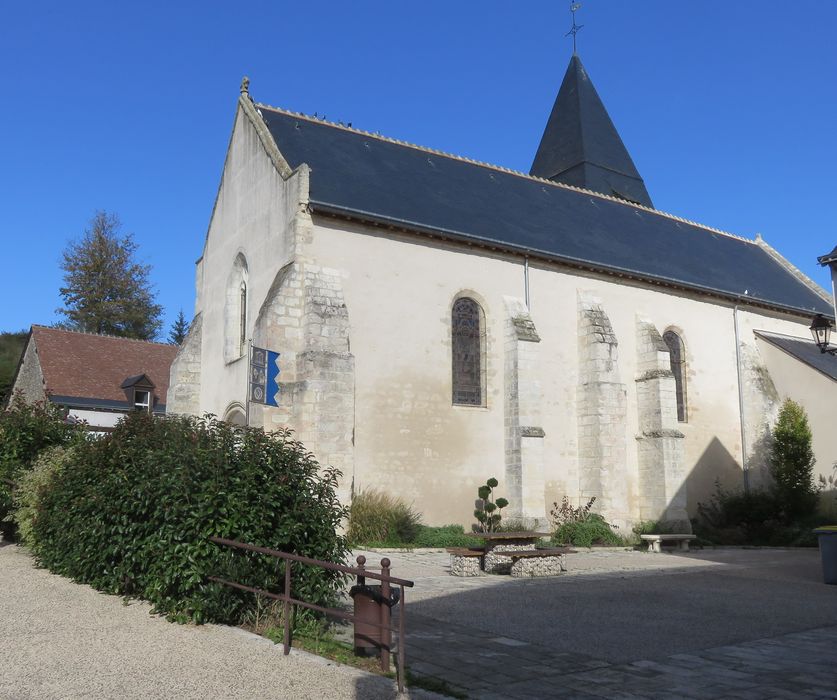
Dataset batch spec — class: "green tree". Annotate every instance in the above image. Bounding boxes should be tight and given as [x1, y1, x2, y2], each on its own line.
[57, 211, 163, 340]
[770, 399, 817, 519]
[168, 309, 189, 345]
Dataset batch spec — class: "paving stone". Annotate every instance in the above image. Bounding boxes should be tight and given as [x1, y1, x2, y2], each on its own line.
[394, 549, 837, 699]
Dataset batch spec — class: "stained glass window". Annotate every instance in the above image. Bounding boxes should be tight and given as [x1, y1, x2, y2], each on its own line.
[663, 330, 687, 422]
[452, 297, 483, 406]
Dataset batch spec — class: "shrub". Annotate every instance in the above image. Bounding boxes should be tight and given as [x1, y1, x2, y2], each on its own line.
[0, 396, 83, 532]
[550, 495, 596, 527]
[694, 480, 824, 546]
[346, 489, 422, 546]
[553, 514, 622, 547]
[412, 524, 475, 548]
[770, 399, 818, 519]
[32, 412, 348, 625]
[11, 446, 72, 549]
[818, 463, 837, 521]
[550, 495, 622, 547]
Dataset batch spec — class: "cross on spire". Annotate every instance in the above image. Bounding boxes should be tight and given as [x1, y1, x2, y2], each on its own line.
[565, 2, 583, 55]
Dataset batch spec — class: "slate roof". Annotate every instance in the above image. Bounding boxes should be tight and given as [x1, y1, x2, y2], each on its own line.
[256, 105, 831, 319]
[30, 326, 177, 411]
[529, 55, 653, 208]
[755, 330, 837, 382]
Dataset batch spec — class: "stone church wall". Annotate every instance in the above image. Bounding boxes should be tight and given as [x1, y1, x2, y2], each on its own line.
[177, 99, 831, 529]
[303, 216, 823, 528]
[184, 100, 309, 419]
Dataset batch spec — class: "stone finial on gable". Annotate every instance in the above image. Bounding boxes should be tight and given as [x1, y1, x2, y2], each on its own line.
[240, 76, 250, 95]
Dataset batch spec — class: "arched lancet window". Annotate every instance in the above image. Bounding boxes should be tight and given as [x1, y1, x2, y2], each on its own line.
[239, 281, 247, 357]
[663, 330, 687, 423]
[452, 297, 485, 406]
[224, 253, 248, 363]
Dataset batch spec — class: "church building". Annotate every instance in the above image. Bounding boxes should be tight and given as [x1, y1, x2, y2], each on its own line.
[169, 55, 836, 530]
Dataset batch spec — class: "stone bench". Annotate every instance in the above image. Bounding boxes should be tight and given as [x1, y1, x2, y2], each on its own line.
[446, 547, 484, 577]
[640, 534, 696, 553]
[502, 548, 575, 578]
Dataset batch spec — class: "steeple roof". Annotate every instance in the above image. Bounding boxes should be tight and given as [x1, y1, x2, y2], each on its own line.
[530, 55, 653, 208]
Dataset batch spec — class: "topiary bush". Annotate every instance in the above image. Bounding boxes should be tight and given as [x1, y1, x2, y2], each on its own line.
[31, 412, 348, 624]
[0, 395, 83, 535]
[346, 489, 422, 546]
[474, 478, 509, 533]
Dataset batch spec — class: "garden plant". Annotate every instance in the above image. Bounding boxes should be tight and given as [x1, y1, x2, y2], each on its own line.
[23, 412, 348, 625]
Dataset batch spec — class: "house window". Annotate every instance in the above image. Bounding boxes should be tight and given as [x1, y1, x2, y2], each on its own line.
[452, 297, 485, 406]
[133, 389, 151, 412]
[663, 330, 687, 423]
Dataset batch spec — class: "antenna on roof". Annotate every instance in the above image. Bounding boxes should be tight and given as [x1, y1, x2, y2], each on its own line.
[565, 2, 583, 55]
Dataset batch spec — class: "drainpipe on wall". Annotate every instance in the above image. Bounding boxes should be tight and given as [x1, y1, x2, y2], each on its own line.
[524, 256, 530, 310]
[733, 305, 749, 492]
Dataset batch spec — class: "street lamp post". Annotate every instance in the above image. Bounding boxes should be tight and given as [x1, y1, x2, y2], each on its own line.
[813, 245, 837, 354]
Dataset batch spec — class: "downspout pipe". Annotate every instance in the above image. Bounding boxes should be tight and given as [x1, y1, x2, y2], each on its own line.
[733, 305, 749, 492]
[524, 255, 530, 309]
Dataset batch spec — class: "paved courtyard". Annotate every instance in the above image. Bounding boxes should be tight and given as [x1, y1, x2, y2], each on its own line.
[354, 546, 837, 699]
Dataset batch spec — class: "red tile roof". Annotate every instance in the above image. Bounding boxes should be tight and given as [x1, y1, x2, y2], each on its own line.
[31, 326, 178, 406]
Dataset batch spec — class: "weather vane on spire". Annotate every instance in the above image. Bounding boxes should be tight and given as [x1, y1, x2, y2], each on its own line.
[566, 2, 583, 55]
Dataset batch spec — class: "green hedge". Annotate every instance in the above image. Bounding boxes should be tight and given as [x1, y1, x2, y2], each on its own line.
[32, 412, 348, 624]
[0, 397, 83, 532]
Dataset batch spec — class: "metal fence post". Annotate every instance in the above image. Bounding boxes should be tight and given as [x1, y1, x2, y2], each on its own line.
[283, 560, 291, 655]
[380, 557, 391, 673]
[398, 584, 406, 692]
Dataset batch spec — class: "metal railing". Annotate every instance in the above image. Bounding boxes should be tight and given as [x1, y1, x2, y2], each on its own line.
[208, 537, 414, 692]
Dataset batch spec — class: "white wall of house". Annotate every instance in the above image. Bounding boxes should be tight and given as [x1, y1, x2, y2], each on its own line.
[68, 409, 125, 429]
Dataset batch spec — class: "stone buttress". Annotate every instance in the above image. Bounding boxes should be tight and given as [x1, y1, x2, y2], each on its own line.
[168, 313, 203, 416]
[634, 317, 689, 531]
[503, 297, 546, 528]
[576, 293, 629, 527]
[252, 255, 355, 504]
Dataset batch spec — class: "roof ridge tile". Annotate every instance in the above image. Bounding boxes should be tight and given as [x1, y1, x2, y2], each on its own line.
[32, 324, 176, 348]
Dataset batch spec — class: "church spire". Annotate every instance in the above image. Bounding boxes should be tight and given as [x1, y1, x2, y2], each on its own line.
[529, 54, 653, 208]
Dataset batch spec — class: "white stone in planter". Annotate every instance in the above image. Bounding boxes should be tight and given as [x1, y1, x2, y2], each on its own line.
[510, 556, 566, 578]
[450, 554, 481, 577]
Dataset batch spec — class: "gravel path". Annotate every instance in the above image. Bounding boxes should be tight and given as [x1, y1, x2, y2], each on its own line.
[0, 544, 433, 700]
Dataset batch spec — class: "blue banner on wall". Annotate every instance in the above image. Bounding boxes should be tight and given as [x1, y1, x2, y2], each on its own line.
[265, 350, 280, 407]
[250, 346, 280, 406]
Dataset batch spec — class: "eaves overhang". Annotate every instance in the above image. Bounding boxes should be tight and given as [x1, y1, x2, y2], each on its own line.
[309, 200, 833, 321]
[819, 245, 837, 266]
[754, 331, 837, 383]
[49, 395, 166, 414]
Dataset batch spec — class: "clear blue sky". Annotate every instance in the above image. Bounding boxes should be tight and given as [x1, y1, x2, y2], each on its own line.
[1, 1, 835, 337]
